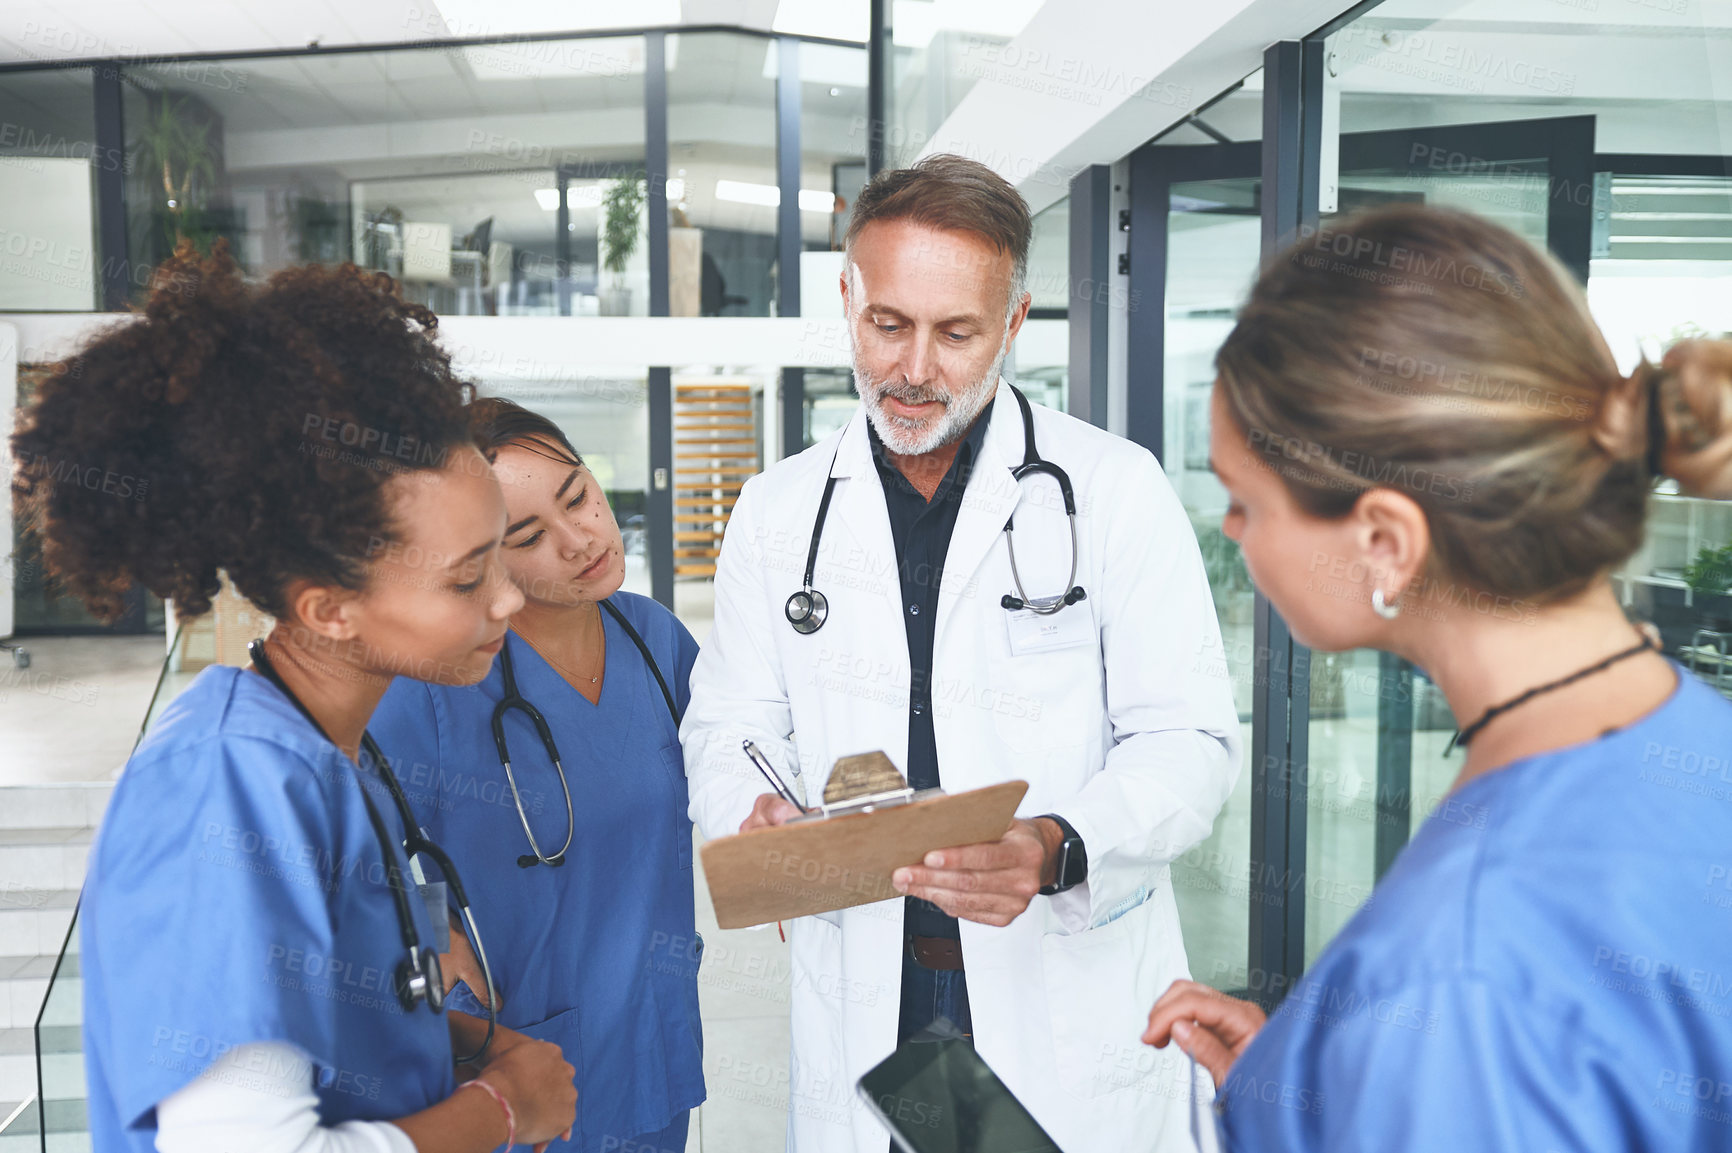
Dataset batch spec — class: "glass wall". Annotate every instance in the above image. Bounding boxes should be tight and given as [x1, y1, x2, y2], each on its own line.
[2, 25, 878, 630]
[1147, 74, 1266, 994]
[0, 68, 98, 311]
[119, 38, 648, 315]
[797, 41, 868, 262]
[1302, 0, 1732, 963]
[1017, 197, 1069, 411]
[464, 362, 654, 590]
[668, 33, 778, 317]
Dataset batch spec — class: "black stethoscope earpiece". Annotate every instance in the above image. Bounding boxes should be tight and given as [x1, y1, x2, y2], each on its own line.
[788, 384, 1085, 633]
[1001, 587, 1087, 613]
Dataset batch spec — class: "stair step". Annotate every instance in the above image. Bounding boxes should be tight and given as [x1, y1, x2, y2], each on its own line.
[0, 836, 92, 892]
[0, 1054, 31, 1109]
[0, 830, 93, 848]
[0, 786, 112, 832]
[0, 1097, 39, 1142]
[0, 1077, 87, 1147]
[0, 957, 56, 982]
[0, 891, 79, 959]
[2, 979, 48, 1032]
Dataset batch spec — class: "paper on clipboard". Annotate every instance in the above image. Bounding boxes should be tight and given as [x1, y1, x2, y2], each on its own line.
[699, 750, 1028, 929]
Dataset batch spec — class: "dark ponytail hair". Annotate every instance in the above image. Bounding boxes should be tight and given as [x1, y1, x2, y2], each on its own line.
[468, 396, 583, 467]
[10, 241, 478, 621]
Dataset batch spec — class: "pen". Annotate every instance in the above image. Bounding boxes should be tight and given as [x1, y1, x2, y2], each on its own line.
[741, 740, 804, 810]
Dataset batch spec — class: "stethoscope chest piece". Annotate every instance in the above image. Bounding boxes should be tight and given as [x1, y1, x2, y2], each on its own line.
[396, 945, 445, 1013]
[785, 587, 829, 634]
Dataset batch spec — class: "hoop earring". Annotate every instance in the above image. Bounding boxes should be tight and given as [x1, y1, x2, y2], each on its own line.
[1371, 588, 1402, 621]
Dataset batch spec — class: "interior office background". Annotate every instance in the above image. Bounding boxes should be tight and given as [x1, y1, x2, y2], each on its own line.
[2, 0, 1732, 1148]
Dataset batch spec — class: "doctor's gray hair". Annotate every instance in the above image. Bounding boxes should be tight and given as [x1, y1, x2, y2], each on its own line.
[845, 153, 1031, 322]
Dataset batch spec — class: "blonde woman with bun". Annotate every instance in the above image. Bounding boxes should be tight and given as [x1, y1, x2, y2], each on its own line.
[1143, 204, 1732, 1151]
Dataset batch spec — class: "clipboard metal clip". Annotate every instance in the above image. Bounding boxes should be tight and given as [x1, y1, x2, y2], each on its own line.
[791, 751, 932, 822]
[814, 785, 918, 819]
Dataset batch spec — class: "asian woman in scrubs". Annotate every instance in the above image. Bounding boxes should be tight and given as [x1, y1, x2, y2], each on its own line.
[12, 245, 577, 1152]
[367, 398, 704, 1153]
[1143, 205, 1732, 1151]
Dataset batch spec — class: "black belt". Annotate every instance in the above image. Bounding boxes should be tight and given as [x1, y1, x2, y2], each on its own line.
[907, 934, 964, 971]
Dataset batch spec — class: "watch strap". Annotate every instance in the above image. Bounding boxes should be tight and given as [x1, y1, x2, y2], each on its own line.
[1036, 813, 1087, 895]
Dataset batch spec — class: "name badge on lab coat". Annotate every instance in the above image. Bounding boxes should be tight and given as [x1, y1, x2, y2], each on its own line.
[1005, 604, 1095, 656]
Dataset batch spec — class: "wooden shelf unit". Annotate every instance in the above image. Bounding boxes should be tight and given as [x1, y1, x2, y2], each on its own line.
[674, 379, 760, 578]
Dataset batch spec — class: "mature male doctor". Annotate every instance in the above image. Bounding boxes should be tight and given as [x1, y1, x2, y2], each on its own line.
[682, 154, 1241, 1153]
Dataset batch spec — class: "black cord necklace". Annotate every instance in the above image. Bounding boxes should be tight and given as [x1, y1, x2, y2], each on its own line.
[1447, 636, 1657, 754]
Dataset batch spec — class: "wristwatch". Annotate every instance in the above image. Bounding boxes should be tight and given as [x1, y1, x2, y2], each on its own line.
[1036, 814, 1088, 895]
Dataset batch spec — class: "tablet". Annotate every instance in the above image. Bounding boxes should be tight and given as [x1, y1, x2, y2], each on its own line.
[857, 1039, 1064, 1153]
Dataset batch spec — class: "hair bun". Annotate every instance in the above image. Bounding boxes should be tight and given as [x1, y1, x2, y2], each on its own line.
[133, 238, 247, 404]
[1652, 340, 1732, 499]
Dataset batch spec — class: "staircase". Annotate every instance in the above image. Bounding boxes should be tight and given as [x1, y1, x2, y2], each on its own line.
[0, 783, 111, 1153]
[674, 378, 760, 579]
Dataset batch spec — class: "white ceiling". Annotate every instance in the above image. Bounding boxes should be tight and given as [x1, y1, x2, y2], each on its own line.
[0, 0, 818, 65]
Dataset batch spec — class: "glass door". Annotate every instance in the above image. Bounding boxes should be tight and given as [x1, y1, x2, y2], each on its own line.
[1126, 113, 1266, 996]
[1302, 114, 1597, 962]
[1125, 102, 1600, 990]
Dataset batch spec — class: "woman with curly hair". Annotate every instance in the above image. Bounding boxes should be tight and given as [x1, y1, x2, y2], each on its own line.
[12, 244, 577, 1152]
[365, 398, 704, 1153]
[1144, 205, 1732, 1151]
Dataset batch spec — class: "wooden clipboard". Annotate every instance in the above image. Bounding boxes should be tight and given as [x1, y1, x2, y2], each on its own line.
[700, 780, 1029, 929]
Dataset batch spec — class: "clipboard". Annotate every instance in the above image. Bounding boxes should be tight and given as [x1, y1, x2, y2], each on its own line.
[700, 750, 1028, 930]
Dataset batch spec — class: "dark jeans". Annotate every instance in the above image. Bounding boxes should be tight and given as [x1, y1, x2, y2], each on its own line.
[896, 948, 973, 1046]
[890, 952, 973, 1152]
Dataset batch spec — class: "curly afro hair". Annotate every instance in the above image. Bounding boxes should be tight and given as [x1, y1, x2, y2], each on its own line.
[11, 241, 478, 622]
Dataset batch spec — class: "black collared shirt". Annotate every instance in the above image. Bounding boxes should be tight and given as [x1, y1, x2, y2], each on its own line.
[869, 410, 993, 941]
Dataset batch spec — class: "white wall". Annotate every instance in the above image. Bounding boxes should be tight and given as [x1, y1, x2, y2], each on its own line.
[0, 158, 95, 311]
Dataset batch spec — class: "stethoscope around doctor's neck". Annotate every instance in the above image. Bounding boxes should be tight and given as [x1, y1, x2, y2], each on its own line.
[492, 597, 682, 869]
[784, 384, 1087, 635]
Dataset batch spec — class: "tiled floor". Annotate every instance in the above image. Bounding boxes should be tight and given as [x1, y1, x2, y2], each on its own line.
[0, 636, 170, 786]
[687, 846, 793, 1153]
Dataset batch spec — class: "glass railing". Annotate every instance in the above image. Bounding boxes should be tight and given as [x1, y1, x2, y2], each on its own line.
[33, 905, 80, 1152]
[31, 627, 184, 1152]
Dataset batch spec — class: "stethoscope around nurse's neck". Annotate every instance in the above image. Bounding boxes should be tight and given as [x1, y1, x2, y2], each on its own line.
[245, 639, 498, 1063]
[492, 597, 682, 869]
[784, 383, 1087, 635]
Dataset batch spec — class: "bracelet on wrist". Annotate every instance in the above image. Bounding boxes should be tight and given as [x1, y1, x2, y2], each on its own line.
[460, 1077, 515, 1149]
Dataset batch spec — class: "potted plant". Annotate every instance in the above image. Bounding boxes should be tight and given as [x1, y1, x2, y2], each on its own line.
[134, 95, 218, 252]
[600, 176, 646, 316]
[1684, 540, 1732, 630]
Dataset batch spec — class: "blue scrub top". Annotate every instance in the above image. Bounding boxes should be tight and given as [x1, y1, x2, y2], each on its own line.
[1219, 666, 1732, 1151]
[82, 665, 456, 1153]
[368, 592, 704, 1153]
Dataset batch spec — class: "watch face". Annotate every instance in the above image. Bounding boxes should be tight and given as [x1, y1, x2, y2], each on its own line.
[1061, 840, 1083, 886]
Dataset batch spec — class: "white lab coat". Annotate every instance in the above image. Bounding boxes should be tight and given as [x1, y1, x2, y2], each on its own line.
[681, 384, 1241, 1153]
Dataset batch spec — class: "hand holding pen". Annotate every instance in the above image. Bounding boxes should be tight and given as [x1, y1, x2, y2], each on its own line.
[738, 740, 809, 832]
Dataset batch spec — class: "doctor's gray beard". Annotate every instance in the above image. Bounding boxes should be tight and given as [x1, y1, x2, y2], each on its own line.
[853, 347, 1006, 457]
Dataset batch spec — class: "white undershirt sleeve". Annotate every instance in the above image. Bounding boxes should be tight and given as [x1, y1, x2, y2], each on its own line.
[154, 1040, 419, 1153]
